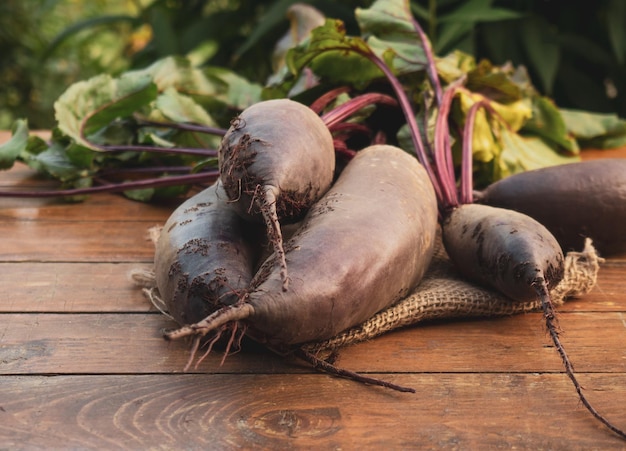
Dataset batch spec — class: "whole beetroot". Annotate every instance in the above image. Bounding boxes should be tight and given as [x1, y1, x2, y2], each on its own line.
[218, 98, 336, 290]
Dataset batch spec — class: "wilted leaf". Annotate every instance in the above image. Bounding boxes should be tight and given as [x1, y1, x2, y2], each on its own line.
[436, 50, 476, 84]
[466, 59, 524, 103]
[497, 128, 579, 179]
[457, 90, 531, 134]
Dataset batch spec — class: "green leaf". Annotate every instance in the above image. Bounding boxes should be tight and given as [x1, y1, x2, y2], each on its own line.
[123, 183, 190, 202]
[203, 67, 263, 110]
[286, 19, 383, 88]
[152, 87, 223, 150]
[85, 75, 158, 135]
[28, 142, 85, 182]
[87, 120, 136, 147]
[0, 119, 29, 169]
[54, 72, 157, 150]
[355, 0, 427, 74]
[497, 128, 579, 179]
[560, 108, 626, 149]
[60, 176, 93, 203]
[155, 87, 217, 126]
[131, 56, 217, 98]
[466, 59, 525, 103]
[522, 96, 578, 152]
[23, 135, 49, 160]
[123, 187, 156, 202]
[560, 109, 626, 138]
[592, 134, 626, 149]
[436, 50, 476, 83]
[66, 143, 95, 170]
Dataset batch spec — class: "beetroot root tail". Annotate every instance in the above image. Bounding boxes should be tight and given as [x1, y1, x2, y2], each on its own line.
[536, 280, 626, 440]
[295, 348, 415, 394]
[163, 303, 254, 341]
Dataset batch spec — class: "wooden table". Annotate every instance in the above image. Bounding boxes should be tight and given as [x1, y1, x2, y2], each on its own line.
[1, 131, 625, 449]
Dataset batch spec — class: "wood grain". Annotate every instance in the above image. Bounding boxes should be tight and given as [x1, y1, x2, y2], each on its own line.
[0, 373, 624, 449]
[1, 310, 625, 374]
[1, 260, 624, 312]
[0, 263, 156, 312]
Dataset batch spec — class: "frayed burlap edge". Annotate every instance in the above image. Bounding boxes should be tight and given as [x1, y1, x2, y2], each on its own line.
[302, 238, 603, 353]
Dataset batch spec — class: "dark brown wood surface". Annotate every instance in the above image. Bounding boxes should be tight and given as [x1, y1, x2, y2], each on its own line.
[1, 131, 625, 449]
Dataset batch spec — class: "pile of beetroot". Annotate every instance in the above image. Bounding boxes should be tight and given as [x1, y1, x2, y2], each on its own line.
[151, 88, 626, 438]
[142, 5, 626, 438]
[1, 0, 623, 440]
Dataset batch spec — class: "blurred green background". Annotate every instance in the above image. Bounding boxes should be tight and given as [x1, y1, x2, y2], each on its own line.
[2, 0, 624, 130]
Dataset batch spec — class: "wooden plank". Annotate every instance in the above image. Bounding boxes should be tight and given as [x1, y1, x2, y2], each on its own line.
[0, 162, 178, 222]
[568, 261, 626, 310]
[2, 130, 625, 449]
[1, 312, 624, 374]
[0, 373, 624, 449]
[566, 262, 626, 309]
[0, 313, 284, 375]
[0, 260, 624, 313]
[581, 146, 626, 160]
[0, 220, 158, 262]
[0, 163, 59, 187]
[0, 191, 176, 222]
[0, 263, 156, 312]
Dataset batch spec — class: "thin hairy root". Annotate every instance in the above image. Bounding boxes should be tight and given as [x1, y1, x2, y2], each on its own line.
[183, 336, 202, 372]
[294, 348, 415, 394]
[537, 281, 626, 440]
[163, 303, 254, 341]
[195, 328, 226, 369]
[178, 323, 250, 371]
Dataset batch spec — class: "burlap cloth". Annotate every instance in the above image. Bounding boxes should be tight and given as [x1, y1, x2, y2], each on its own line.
[303, 237, 601, 353]
[133, 233, 602, 353]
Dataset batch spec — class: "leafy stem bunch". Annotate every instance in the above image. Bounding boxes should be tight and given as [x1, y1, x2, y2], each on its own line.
[1, 0, 625, 202]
